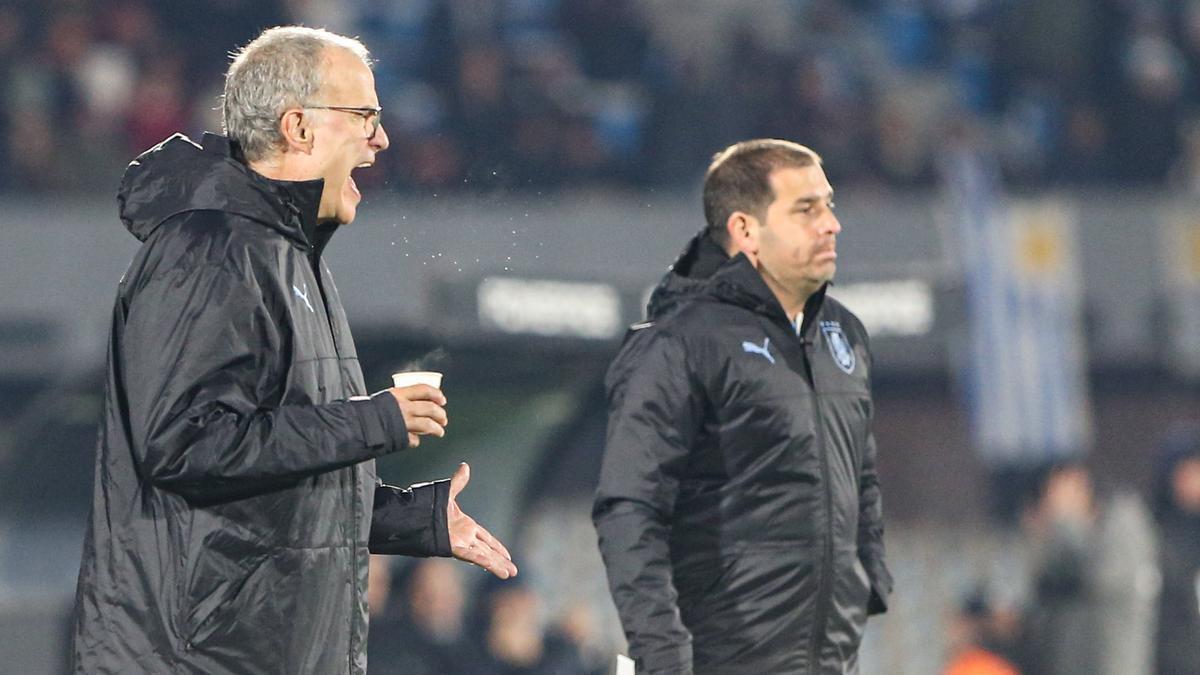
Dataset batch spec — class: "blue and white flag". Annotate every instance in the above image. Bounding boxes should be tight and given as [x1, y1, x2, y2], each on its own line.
[941, 144, 1092, 466]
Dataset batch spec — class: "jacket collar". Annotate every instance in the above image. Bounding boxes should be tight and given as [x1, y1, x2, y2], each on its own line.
[706, 254, 829, 339]
[200, 133, 332, 253]
[118, 132, 335, 253]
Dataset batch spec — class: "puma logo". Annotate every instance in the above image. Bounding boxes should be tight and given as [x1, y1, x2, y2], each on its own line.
[741, 337, 775, 364]
[293, 283, 315, 314]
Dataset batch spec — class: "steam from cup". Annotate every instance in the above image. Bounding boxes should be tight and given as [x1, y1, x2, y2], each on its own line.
[391, 371, 443, 389]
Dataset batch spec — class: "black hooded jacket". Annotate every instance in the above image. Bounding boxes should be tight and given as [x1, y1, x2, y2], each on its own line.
[71, 133, 451, 674]
[593, 233, 892, 674]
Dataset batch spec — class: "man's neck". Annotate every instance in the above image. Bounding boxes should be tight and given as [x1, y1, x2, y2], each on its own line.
[762, 276, 817, 326]
[248, 159, 292, 182]
[248, 154, 319, 183]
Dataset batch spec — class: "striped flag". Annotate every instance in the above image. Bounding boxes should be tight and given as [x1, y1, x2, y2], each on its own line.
[941, 144, 1092, 466]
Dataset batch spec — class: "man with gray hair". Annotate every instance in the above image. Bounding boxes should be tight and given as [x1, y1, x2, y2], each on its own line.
[70, 26, 516, 674]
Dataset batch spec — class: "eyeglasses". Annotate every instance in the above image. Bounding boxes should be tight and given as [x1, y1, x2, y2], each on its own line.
[304, 105, 383, 140]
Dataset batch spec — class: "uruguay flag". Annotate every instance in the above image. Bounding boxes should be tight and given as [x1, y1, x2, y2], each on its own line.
[940, 141, 1092, 467]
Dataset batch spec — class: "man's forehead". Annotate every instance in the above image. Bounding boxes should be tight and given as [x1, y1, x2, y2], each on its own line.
[769, 165, 832, 198]
[319, 48, 377, 100]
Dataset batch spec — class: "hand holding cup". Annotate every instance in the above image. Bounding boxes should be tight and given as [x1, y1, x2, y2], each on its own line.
[387, 371, 447, 448]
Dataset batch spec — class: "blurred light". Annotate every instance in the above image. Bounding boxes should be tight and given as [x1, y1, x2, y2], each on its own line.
[828, 280, 934, 337]
[478, 277, 621, 339]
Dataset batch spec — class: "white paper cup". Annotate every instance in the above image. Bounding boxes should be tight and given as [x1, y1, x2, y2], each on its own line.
[391, 371, 443, 389]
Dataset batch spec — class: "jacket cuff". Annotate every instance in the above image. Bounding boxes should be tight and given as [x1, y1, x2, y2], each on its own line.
[863, 557, 893, 615]
[360, 391, 409, 451]
[368, 479, 451, 557]
[422, 479, 452, 557]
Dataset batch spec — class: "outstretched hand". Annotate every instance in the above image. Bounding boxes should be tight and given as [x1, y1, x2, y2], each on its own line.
[447, 463, 518, 579]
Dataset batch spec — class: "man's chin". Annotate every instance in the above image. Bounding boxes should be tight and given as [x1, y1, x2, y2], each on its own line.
[332, 198, 359, 224]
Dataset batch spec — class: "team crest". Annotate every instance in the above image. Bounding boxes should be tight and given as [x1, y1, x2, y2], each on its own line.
[820, 321, 856, 374]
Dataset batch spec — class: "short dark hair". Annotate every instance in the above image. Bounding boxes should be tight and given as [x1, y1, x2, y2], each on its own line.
[702, 139, 822, 248]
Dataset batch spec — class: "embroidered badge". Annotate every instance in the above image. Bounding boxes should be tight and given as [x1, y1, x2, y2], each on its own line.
[820, 321, 856, 374]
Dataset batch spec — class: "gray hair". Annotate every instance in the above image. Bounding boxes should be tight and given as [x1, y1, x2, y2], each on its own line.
[223, 26, 371, 162]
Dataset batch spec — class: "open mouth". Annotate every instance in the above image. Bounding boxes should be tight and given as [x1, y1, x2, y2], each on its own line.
[348, 158, 376, 199]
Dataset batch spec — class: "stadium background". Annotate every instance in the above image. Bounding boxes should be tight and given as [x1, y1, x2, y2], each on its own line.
[1, 1, 1198, 673]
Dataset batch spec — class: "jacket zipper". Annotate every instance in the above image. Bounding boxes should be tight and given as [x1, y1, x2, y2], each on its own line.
[771, 310, 837, 673]
[802, 336, 835, 674]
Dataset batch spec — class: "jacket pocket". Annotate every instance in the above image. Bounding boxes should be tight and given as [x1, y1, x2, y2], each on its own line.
[679, 545, 819, 667]
[181, 546, 271, 648]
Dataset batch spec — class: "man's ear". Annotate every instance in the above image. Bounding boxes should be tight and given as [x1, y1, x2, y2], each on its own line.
[279, 108, 315, 154]
[726, 211, 759, 262]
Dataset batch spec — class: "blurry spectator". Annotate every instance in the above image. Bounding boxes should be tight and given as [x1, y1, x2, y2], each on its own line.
[1175, 0, 1200, 99]
[6, 9, 93, 191]
[1113, 10, 1188, 182]
[368, 556, 479, 675]
[1020, 463, 1157, 675]
[554, 601, 608, 675]
[942, 589, 1021, 675]
[877, 0, 938, 71]
[481, 580, 589, 674]
[124, 53, 190, 155]
[997, 79, 1063, 184]
[559, 0, 650, 80]
[157, 0, 287, 82]
[1055, 103, 1111, 183]
[1167, 113, 1200, 193]
[450, 41, 517, 186]
[947, 26, 998, 116]
[866, 82, 945, 186]
[368, 553, 397, 620]
[996, 0, 1104, 101]
[1151, 424, 1200, 675]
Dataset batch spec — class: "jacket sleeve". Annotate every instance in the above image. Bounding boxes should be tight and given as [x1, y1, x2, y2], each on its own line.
[369, 479, 452, 556]
[592, 329, 702, 674]
[124, 262, 409, 504]
[857, 339, 892, 614]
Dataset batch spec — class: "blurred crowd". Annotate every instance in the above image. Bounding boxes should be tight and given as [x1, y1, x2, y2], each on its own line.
[941, 425, 1200, 675]
[8, 0, 1200, 193]
[365, 556, 609, 675]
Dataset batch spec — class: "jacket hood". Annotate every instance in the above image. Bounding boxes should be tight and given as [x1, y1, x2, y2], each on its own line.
[644, 230, 730, 320]
[117, 132, 324, 246]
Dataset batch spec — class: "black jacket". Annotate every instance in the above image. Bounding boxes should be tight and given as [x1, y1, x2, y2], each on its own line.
[593, 236, 892, 674]
[1152, 432, 1200, 675]
[71, 133, 451, 674]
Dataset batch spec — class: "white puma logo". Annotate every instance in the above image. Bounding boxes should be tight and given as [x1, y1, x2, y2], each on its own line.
[741, 337, 775, 364]
[293, 283, 315, 313]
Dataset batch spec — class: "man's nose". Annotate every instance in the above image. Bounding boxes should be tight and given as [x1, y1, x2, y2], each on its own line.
[371, 123, 390, 151]
[824, 211, 842, 235]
